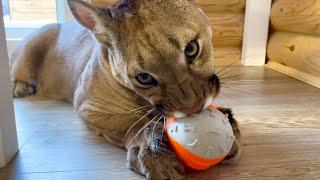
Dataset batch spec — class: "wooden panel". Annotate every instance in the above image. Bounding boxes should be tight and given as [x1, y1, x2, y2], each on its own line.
[267, 32, 320, 77]
[9, 0, 57, 21]
[214, 47, 241, 66]
[271, 0, 320, 35]
[210, 14, 244, 47]
[266, 61, 320, 88]
[195, 0, 246, 13]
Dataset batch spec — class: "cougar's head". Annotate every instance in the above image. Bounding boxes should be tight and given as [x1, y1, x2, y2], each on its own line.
[69, 0, 219, 118]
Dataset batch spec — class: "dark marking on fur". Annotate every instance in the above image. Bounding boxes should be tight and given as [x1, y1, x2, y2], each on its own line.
[110, 0, 137, 19]
[143, 32, 166, 62]
[217, 107, 240, 137]
[137, 55, 145, 69]
[168, 36, 181, 50]
[178, 82, 186, 97]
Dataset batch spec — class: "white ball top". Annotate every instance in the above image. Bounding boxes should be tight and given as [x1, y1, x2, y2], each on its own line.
[167, 108, 235, 159]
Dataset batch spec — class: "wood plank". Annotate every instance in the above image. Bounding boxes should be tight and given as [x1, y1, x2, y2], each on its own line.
[210, 14, 244, 47]
[0, 2, 19, 168]
[195, 0, 246, 13]
[266, 61, 320, 88]
[0, 170, 144, 180]
[0, 96, 146, 180]
[271, 0, 320, 36]
[214, 47, 241, 66]
[267, 31, 320, 77]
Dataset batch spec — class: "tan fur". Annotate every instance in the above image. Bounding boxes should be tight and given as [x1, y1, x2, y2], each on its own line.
[10, 0, 240, 179]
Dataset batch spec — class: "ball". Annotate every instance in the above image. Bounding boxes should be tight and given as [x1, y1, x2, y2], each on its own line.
[166, 105, 235, 170]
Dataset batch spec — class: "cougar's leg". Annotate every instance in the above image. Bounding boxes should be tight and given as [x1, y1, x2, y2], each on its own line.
[10, 24, 60, 98]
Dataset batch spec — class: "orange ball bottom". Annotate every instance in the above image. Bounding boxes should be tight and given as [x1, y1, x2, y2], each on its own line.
[167, 131, 225, 170]
[166, 105, 226, 171]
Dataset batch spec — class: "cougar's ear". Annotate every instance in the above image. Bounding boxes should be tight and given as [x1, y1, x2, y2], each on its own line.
[68, 0, 113, 31]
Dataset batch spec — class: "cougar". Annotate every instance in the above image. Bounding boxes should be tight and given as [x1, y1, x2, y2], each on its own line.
[10, 0, 241, 179]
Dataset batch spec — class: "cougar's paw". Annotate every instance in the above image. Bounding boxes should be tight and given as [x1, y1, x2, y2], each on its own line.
[126, 145, 185, 180]
[13, 81, 36, 98]
[221, 140, 241, 165]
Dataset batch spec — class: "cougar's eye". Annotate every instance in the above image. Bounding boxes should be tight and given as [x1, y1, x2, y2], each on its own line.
[185, 40, 199, 62]
[135, 73, 157, 88]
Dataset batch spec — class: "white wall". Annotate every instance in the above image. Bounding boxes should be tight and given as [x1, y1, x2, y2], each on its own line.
[6, 39, 19, 57]
[0, 1, 19, 168]
[241, 0, 272, 66]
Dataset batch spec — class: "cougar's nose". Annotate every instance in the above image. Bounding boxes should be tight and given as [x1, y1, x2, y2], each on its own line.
[180, 99, 205, 115]
[209, 74, 220, 93]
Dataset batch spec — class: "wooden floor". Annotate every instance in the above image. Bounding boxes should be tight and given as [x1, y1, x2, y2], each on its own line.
[1, 67, 320, 180]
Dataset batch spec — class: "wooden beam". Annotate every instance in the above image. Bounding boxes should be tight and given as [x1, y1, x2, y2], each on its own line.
[267, 31, 320, 78]
[266, 61, 320, 88]
[241, 0, 272, 66]
[209, 14, 244, 47]
[0, 2, 19, 168]
[270, 0, 320, 36]
[195, 0, 246, 13]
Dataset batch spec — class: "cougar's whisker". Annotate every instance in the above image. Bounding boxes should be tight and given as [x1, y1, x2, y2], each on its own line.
[151, 115, 164, 140]
[217, 66, 240, 79]
[127, 114, 161, 147]
[125, 108, 157, 137]
[219, 74, 244, 81]
[161, 116, 167, 139]
[221, 80, 242, 84]
[215, 60, 240, 75]
[128, 105, 152, 114]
